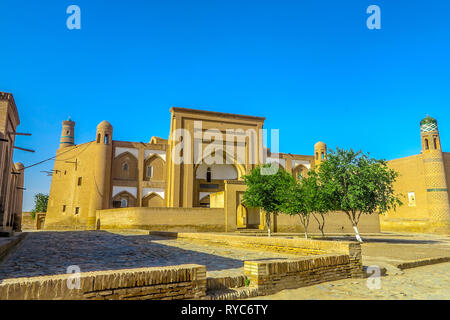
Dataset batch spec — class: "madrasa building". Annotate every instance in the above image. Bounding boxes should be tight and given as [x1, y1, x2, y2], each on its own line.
[44, 107, 380, 233]
[382, 116, 450, 234]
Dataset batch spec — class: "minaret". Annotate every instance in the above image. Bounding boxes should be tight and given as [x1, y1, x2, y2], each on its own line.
[420, 116, 450, 233]
[59, 117, 75, 148]
[314, 141, 327, 167]
[87, 120, 113, 229]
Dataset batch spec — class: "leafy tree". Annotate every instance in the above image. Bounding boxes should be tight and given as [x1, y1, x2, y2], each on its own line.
[281, 170, 328, 239]
[318, 148, 403, 242]
[280, 177, 310, 239]
[31, 193, 49, 219]
[303, 170, 329, 238]
[243, 164, 293, 237]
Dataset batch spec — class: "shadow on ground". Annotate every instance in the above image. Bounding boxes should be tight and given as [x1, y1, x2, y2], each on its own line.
[0, 231, 289, 281]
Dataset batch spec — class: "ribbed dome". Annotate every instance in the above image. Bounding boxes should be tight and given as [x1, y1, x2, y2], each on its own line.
[97, 120, 113, 129]
[315, 141, 326, 148]
[420, 115, 438, 133]
[420, 115, 437, 126]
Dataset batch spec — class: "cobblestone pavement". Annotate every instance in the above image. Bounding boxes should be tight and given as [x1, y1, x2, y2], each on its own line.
[249, 262, 450, 300]
[0, 231, 300, 281]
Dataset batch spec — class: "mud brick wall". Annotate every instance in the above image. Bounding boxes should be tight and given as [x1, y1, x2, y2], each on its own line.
[348, 242, 363, 278]
[0, 264, 206, 300]
[206, 275, 246, 291]
[150, 232, 364, 266]
[244, 254, 357, 295]
[97, 207, 225, 232]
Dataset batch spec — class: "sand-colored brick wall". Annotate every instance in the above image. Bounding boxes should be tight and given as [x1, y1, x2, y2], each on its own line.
[0, 264, 206, 300]
[45, 142, 98, 230]
[276, 211, 380, 233]
[244, 254, 359, 295]
[381, 153, 450, 233]
[97, 207, 225, 232]
[381, 154, 429, 232]
[149, 231, 363, 263]
[21, 212, 35, 230]
[443, 152, 450, 206]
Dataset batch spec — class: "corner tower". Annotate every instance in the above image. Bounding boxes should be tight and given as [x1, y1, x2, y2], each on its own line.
[314, 141, 327, 167]
[420, 116, 450, 233]
[87, 120, 113, 229]
[59, 117, 75, 148]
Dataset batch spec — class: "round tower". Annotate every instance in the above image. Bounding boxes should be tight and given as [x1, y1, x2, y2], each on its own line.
[59, 117, 75, 148]
[87, 120, 113, 229]
[314, 141, 327, 167]
[420, 116, 450, 233]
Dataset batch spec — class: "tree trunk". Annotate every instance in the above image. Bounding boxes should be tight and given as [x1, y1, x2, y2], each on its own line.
[319, 226, 325, 238]
[312, 212, 326, 239]
[266, 213, 271, 238]
[353, 224, 363, 243]
[345, 211, 363, 243]
[299, 215, 308, 239]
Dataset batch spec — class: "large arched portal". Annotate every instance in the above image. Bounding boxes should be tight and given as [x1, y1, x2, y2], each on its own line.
[194, 163, 242, 207]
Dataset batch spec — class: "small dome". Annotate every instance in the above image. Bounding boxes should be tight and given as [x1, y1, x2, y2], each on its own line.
[97, 120, 113, 129]
[420, 115, 437, 126]
[315, 141, 326, 148]
[14, 162, 24, 170]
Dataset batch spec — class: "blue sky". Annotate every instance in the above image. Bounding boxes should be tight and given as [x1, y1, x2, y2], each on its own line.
[1, 0, 449, 211]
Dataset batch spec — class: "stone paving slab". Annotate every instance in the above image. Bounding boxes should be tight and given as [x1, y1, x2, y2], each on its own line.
[0, 231, 300, 281]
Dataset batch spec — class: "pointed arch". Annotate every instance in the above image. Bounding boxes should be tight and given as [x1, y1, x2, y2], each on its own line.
[292, 164, 308, 180]
[194, 147, 245, 180]
[144, 154, 166, 181]
[112, 190, 137, 208]
[113, 151, 138, 180]
[142, 192, 164, 207]
[198, 194, 210, 207]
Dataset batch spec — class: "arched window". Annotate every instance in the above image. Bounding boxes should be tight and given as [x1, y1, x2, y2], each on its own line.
[425, 139, 429, 150]
[206, 167, 212, 182]
[122, 163, 128, 171]
[434, 138, 438, 149]
[121, 199, 128, 208]
[321, 152, 324, 160]
[97, 134, 101, 143]
[316, 152, 319, 160]
[104, 134, 109, 144]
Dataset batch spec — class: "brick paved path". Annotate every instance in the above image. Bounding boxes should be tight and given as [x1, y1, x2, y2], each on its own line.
[250, 262, 450, 300]
[0, 231, 299, 280]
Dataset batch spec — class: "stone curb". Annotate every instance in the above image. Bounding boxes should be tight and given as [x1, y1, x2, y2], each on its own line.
[395, 256, 450, 270]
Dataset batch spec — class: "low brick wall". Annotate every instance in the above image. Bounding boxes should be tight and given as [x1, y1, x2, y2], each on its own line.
[0, 264, 207, 300]
[245, 254, 356, 295]
[150, 232, 363, 267]
[151, 232, 364, 288]
[97, 207, 225, 232]
[21, 212, 35, 230]
[207, 275, 247, 291]
[395, 256, 450, 270]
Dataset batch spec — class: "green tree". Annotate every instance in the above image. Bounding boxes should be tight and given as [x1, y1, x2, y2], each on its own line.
[280, 177, 310, 239]
[303, 170, 329, 238]
[31, 193, 49, 219]
[243, 164, 293, 237]
[281, 170, 328, 239]
[318, 148, 403, 242]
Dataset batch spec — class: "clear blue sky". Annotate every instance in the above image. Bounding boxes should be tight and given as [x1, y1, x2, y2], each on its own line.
[1, 0, 449, 211]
